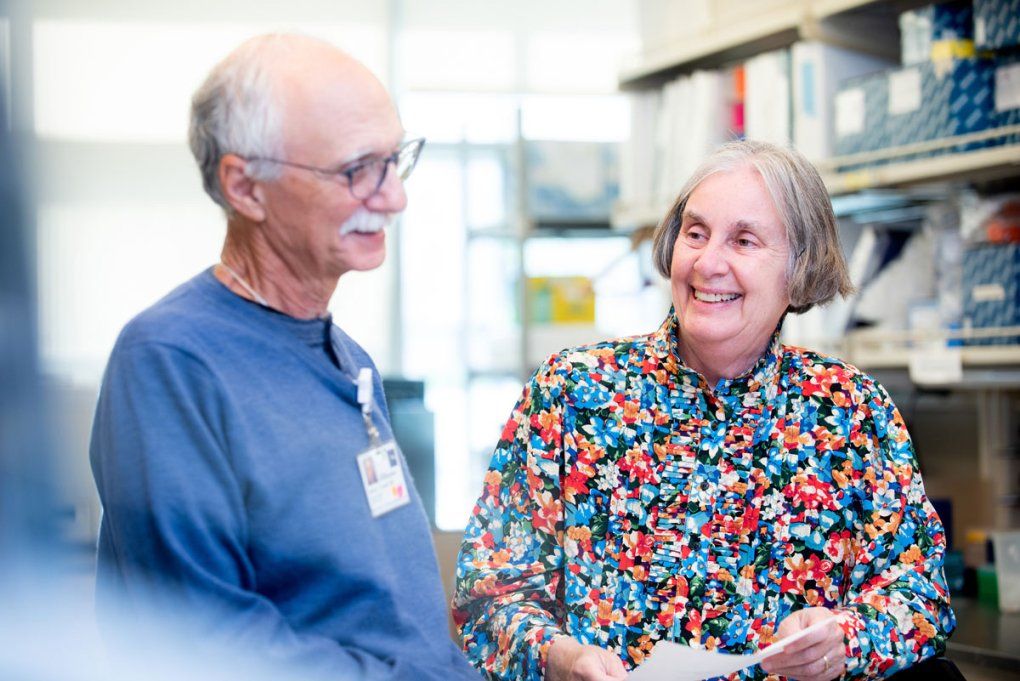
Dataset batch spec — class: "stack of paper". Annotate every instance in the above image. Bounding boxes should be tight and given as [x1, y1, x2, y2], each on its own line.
[628, 617, 836, 681]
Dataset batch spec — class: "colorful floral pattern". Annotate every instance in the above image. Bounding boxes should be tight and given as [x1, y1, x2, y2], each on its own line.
[453, 311, 954, 680]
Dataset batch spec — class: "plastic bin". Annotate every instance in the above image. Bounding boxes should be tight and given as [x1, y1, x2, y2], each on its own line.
[993, 531, 1020, 613]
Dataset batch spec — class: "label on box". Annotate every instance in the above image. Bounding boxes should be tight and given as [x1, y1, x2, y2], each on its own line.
[801, 61, 816, 117]
[973, 283, 1007, 302]
[888, 68, 922, 115]
[835, 88, 865, 136]
[996, 62, 1020, 112]
[909, 346, 963, 385]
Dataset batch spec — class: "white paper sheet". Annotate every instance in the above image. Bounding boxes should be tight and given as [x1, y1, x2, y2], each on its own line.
[627, 618, 835, 681]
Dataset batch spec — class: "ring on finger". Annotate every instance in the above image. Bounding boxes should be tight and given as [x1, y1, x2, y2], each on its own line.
[822, 653, 830, 672]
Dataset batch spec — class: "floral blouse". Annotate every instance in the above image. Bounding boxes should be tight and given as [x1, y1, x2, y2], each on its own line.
[453, 311, 955, 680]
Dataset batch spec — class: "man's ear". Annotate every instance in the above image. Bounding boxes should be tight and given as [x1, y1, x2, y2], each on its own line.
[219, 154, 267, 221]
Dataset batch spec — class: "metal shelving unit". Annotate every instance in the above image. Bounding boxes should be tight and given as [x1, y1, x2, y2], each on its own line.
[618, 3, 806, 90]
[611, 0, 1018, 229]
[618, 0, 904, 90]
[821, 132, 1020, 194]
[845, 327, 1020, 385]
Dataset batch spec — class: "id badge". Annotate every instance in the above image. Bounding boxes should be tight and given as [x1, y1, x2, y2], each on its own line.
[357, 441, 411, 518]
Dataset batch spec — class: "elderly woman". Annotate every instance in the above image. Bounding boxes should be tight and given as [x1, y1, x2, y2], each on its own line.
[453, 140, 955, 681]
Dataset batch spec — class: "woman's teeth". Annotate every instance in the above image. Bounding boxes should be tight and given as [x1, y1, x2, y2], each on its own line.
[694, 290, 740, 303]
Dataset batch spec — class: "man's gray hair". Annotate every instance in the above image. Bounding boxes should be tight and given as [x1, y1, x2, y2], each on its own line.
[189, 34, 298, 210]
[651, 139, 854, 314]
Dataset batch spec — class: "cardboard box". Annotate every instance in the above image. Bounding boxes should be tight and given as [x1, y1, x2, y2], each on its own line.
[975, 0, 1020, 50]
[962, 243, 1020, 345]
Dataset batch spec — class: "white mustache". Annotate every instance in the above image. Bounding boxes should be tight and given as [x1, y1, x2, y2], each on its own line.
[338, 210, 389, 235]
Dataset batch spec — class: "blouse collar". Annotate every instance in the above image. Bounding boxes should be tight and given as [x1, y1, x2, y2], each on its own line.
[648, 307, 783, 398]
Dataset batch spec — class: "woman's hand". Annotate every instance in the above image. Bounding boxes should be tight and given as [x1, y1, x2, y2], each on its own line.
[760, 607, 845, 681]
[546, 636, 628, 681]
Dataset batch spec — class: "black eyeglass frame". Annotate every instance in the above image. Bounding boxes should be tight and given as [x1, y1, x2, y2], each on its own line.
[244, 137, 425, 200]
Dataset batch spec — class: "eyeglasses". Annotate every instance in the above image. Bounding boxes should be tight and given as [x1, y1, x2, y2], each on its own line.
[246, 137, 425, 200]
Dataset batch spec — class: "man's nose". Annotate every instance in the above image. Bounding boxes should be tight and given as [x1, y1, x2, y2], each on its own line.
[366, 162, 408, 213]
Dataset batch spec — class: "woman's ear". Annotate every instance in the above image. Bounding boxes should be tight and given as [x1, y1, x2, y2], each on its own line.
[219, 154, 266, 222]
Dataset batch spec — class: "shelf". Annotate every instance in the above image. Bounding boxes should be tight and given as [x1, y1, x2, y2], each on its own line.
[809, 0, 931, 19]
[846, 327, 1020, 388]
[821, 133, 1020, 195]
[618, 0, 902, 90]
[530, 218, 614, 237]
[809, 0, 879, 14]
[619, 3, 804, 90]
[611, 201, 669, 230]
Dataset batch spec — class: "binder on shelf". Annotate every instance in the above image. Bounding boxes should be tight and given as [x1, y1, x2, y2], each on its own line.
[652, 69, 726, 204]
[744, 48, 791, 146]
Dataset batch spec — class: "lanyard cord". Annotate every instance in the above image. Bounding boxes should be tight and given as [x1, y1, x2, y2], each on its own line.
[356, 367, 383, 447]
[220, 262, 270, 307]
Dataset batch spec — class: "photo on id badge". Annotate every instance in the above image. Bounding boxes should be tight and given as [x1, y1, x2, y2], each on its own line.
[358, 441, 410, 517]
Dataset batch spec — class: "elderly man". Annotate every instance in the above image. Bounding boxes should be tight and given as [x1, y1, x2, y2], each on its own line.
[90, 34, 479, 681]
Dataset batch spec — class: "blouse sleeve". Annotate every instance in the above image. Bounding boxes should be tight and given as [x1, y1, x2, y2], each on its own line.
[453, 356, 567, 681]
[837, 380, 957, 678]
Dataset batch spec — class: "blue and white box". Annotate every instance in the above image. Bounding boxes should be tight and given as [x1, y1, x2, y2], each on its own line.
[974, 0, 1020, 50]
[886, 58, 996, 151]
[994, 54, 1020, 145]
[900, 1, 974, 65]
[963, 243, 1020, 345]
[838, 58, 996, 158]
[834, 70, 890, 157]
[920, 58, 995, 144]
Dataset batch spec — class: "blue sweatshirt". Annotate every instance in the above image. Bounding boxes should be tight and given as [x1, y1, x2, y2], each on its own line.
[90, 268, 479, 680]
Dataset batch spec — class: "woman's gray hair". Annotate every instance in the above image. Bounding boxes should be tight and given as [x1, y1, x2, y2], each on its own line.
[189, 34, 296, 210]
[651, 139, 854, 314]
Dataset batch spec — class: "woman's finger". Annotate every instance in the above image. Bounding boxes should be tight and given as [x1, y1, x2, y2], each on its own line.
[766, 642, 846, 681]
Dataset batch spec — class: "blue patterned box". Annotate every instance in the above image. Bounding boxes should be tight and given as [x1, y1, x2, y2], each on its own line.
[834, 70, 890, 157]
[886, 58, 996, 154]
[922, 58, 995, 143]
[835, 58, 997, 162]
[900, 1, 973, 65]
[994, 54, 1020, 145]
[877, 58, 995, 156]
[975, 0, 1020, 50]
[962, 243, 1020, 345]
